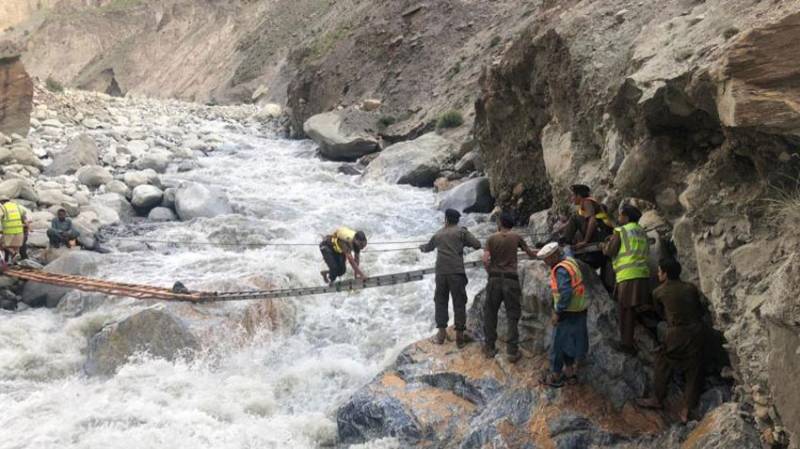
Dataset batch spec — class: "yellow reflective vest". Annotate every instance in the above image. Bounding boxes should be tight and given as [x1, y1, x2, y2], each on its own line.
[330, 227, 357, 254]
[1, 202, 25, 235]
[549, 257, 587, 312]
[612, 222, 650, 283]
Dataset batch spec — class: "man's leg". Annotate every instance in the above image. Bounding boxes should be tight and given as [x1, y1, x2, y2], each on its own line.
[682, 352, 704, 419]
[47, 229, 61, 247]
[320, 244, 337, 282]
[483, 279, 502, 357]
[505, 279, 522, 357]
[450, 274, 468, 332]
[333, 253, 347, 281]
[619, 304, 636, 350]
[433, 274, 451, 330]
[561, 215, 587, 244]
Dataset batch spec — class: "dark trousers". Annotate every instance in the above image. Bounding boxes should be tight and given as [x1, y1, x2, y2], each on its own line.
[47, 229, 79, 247]
[434, 274, 468, 331]
[484, 275, 522, 353]
[320, 243, 346, 282]
[654, 348, 703, 411]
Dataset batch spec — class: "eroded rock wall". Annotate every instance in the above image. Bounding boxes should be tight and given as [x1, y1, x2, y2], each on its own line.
[0, 41, 33, 136]
[476, 1, 800, 446]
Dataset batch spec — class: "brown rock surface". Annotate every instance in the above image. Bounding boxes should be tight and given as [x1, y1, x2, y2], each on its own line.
[0, 41, 33, 136]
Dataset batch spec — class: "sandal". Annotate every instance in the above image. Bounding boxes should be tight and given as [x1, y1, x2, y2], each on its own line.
[539, 373, 565, 388]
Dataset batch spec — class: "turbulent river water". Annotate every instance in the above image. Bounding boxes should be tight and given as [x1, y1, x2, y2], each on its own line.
[0, 119, 489, 449]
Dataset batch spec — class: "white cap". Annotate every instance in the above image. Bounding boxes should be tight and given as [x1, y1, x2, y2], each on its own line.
[537, 242, 561, 259]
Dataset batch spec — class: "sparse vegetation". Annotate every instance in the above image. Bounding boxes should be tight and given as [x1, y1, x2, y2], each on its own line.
[436, 110, 464, 129]
[723, 27, 740, 40]
[45, 77, 64, 93]
[489, 35, 502, 48]
[377, 115, 397, 129]
[765, 175, 800, 235]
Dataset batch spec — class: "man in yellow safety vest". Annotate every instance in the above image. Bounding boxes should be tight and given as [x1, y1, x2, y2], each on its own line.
[538, 242, 589, 388]
[602, 204, 653, 354]
[0, 196, 30, 264]
[319, 227, 368, 285]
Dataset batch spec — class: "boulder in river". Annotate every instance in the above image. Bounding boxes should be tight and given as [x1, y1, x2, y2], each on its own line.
[148, 206, 177, 222]
[131, 184, 164, 210]
[436, 177, 494, 213]
[93, 193, 135, 222]
[174, 182, 232, 220]
[123, 169, 160, 189]
[21, 251, 99, 308]
[46, 134, 99, 176]
[76, 165, 113, 187]
[363, 132, 455, 187]
[303, 111, 379, 161]
[84, 308, 201, 376]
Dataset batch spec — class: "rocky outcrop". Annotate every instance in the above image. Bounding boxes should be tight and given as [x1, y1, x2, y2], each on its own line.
[84, 308, 200, 376]
[46, 134, 99, 176]
[0, 41, 33, 137]
[436, 177, 494, 214]
[364, 133, 455, 187]
[303, 111, 379, 161]
[475, 1, 800, 445]
[174, 182, 232, 221]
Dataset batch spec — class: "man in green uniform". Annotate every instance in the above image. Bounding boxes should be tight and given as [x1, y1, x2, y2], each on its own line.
[319, 227, 368, 285]
[482, 211, 537, 362]
[603, 204, 652, 354]
[637, 258, 705, 423]
[420, 209, 482, 348]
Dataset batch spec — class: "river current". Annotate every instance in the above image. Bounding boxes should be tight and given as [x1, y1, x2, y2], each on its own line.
[0, 118, 488, 448]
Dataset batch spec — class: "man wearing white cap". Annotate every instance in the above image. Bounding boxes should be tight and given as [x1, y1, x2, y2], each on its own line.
[538, 242, 589, 388]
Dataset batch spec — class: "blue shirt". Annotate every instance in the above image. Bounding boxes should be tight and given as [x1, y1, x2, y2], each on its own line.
[555, 267, 573, 314]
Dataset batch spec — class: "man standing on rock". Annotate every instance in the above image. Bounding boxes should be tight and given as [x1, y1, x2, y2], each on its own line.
[47, 208, 80, 249]
[319, 227, 368, 285]
[561, 184, 614, 290]
[420, 208, 482, 348]
[637, 258, 704, 423]
[538, 242, 589, 387]
[481, 211, 537, 362]
[602, 205, 653, 354]
[0, 195, 31, 264]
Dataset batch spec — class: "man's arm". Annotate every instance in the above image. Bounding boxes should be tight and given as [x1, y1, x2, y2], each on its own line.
[345, 251, 366, 279]
[519, 238, 537, 258]
[602, 232, 620, 257]
[463, 228, 482, 250]
[419, 234, 437, 253]
[555, 267, 573, 315]
[482, 248, 491, 272]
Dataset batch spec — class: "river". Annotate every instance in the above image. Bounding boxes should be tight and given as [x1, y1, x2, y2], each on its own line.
[0, 116, 489, 449]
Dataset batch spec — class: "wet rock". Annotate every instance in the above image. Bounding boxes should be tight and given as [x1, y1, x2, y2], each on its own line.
[37, 189, 80, 216]
[148, 206, 177, 222]
[46, 134, 99, 176]
[21, 251, 99, 308]
[105, 180, 131, 198]
[303, 111, 379, 161]
[131, 184, 164, 210]
[0, 41, 33, 137]
[76, 165, 113, 187]
[123, 169, 160, 188]
[436, 177, 494, 213]
[681, 403, 761, 449]
[161, 187, 177, 209]
[84, 308, 200, 377]
[93, 193, 136, 222]
[174, 182, 232, 220]
[10, 146, 42, 169]
[364, 133, 455, 187]
[0, 178, 38, 202]
[134, 148, 172, 173]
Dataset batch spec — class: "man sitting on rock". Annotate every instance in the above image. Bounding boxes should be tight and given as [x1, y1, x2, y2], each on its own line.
[637, 258, 705, 423]
[47, 208, 80, 249]
[420, 208, 482, 348]
[319, 227, 367, 285]
[560, 184, 615, 291]
[481, 211, 537, 363]
[0, 196, 31, 264]
[538, 242, 589, 388]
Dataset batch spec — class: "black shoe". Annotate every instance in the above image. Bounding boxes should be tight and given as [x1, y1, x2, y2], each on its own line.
[482, 345, 498, 359]
[507, 351, 522, 364]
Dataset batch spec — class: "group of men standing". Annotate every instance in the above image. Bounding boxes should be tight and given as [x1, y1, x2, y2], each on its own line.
[321, 183, 707, 423]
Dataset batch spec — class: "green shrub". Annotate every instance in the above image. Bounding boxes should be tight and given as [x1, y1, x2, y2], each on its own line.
[377, 115, 396, 128]
[489, 35, 502, 48]
[436, 110, 464, 129]
[45, 77, 64, 93]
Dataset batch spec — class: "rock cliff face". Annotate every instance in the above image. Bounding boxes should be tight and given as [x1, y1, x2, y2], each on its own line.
[475, 1, 800, 446]
[0, 41, 33, 136]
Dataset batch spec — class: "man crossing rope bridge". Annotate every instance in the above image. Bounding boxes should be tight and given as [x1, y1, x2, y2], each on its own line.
[319, 227, 368, 285]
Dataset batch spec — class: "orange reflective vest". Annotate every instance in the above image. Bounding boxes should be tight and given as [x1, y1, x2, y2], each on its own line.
[549, 257, 587, 312]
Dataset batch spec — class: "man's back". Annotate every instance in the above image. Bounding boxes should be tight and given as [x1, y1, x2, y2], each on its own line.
[653, 280, 703, 327]
[421, 226, 481, 275]
[486, 231, 528, 273]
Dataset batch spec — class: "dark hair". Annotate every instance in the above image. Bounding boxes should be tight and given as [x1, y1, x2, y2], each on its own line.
[445, 208, 461, 225]
[499, 211, 515, 229]
[354, 231, 367, 244]
[570, 184, 591, 198]
[659, 258, 682, 280]
[620, 204, 642, 223]
[58, 208, 67, 213]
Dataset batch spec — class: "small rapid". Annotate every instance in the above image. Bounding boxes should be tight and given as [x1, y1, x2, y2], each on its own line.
[0, 117, 488, 449]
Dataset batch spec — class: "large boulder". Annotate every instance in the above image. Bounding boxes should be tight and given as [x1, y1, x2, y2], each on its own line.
[303, 111, 379, 161]
[84, 308, 200, 376]
[131, 185, 164, 210]
[174, 183, 232, 220]
[123, 169, 160, 189]
[21, 252, 100, 308]
[363, 133, 455, 187]
[0, 178, 38, 202]
[93, 193, 135, 222]
[0, 42, 33, 137]
[436, 177, 494, 213]
[148, 207, 177, 222]
[37, 189, 80, 216]
[46, 134, 99, 176]
[76, 165, 113, 187]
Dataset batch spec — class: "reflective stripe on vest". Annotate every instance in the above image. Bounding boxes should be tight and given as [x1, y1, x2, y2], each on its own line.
[331, 227, 356, 254]
[577, 197, 614, 229]
[612, 222, 650, 282]
[549, 257, 587, 312]
[1, 202, 24, 235]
